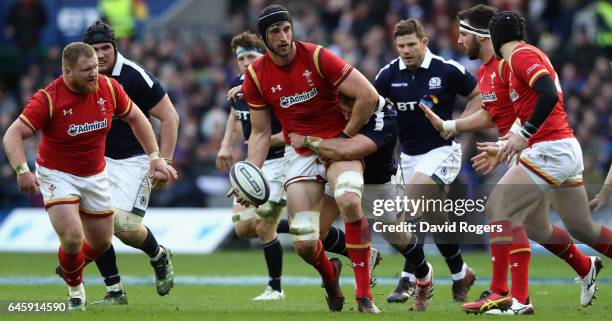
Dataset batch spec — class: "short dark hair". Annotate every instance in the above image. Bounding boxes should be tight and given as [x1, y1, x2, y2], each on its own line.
[393, 18, 426, 39]
[230, 31, 266, 53]
[457, 4, 498, 30]
[62, 42, 95, 69]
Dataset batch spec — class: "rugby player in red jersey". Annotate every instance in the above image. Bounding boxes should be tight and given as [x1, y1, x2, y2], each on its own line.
[2, 42, 176, 311]
[422, 5, 597, 314]
[240, 5, 381, 313]
[436, 11, 608, 313]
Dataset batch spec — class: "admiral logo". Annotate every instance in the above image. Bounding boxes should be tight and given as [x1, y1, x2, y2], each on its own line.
[67, 118, 108, 136]
[480, 92, 498, 102]
[428, 77, 442, 89]
[510, 89, 519, 102]
[280, 88, 318, 108]
[238, 167, 262, 195]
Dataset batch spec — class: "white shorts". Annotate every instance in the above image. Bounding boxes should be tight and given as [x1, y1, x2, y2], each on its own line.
[518, 137, 583, 188]
[362, 174, 405, 223]
[261, 157, 286, 203]
[106, 155, 150, 215]
[400, 141, 462, 186]
[35, 164, 113, 215]
[284, 146, 326, 189]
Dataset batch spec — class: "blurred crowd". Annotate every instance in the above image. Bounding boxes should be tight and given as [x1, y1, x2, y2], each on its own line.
[0, 0, 610, 209]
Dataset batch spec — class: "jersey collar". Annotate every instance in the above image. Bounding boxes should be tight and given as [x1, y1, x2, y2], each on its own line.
[398, 48, 433, 71]
[111, 52, 125, 76]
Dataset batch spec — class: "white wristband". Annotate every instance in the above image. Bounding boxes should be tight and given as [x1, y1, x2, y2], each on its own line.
[495, 140, 507, 148]
[148, 151, 160, 161]
[510, 120, 522, 134]
[442, 120, 458, 133]
[15, 163, 30, 175]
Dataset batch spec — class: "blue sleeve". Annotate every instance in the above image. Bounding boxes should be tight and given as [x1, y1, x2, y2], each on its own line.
[358, 112, 395, 150]
[124, 69, 167, 112]
[446, 61, 477, 97]
[373, 67, 390, 99]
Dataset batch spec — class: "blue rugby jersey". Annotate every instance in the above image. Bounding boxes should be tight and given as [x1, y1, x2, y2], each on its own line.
[374, 48, 476, 155]
[105, 52, 167, 159]
[229, 75, 284, 160]
[359, 100, 398, 184]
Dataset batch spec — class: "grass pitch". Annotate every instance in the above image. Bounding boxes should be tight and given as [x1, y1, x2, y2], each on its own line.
[0, 251, 609, 320]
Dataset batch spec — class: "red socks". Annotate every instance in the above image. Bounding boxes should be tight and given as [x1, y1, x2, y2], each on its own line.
[345, 217, 372, 300]
[489, 220, 512, 295]
[541, 225, 591, 277]
[593, 226, 612, 259]
[509, 226, 531, 304]
[82, 240, 104, 265]
[58, 246, 85, 286]
[58, 240, 106, 286]
[304, 240, 336, 284]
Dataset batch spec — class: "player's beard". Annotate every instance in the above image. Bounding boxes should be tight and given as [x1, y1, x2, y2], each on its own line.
[272, 41, 292, 57]
[464, 40, 480, 60]
[74, 78, 99, 94]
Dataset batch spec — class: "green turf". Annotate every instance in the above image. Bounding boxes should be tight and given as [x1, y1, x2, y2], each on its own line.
[0, 251, 609, 320]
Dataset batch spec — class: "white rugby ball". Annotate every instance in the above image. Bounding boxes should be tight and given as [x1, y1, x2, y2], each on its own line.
[229, 161, 270, 206]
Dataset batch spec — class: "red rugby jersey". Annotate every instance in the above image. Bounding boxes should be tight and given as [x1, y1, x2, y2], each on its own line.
[242, 41, 352, 155]
[508, 43, 573, 145]
[477, 56, 516, 135]
[20, 75, 132, 176]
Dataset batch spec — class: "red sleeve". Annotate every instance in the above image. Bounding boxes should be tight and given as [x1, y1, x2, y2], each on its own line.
[19, 90, 51, 132]
[315, 46, 353, 87]
[243, 64, 268, 110]
[509, 49, 549, 88]
[109, 77, 132, 117]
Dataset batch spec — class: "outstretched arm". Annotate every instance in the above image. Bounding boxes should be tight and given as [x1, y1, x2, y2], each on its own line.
[3, 120, 38, 193]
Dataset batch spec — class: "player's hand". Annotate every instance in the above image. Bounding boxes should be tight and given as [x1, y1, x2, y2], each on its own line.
[497, 132, 527, 165]
[148, 159, 178, 189]
[471, 142, 501, 175]
[226, 186, 258, 208]
[419, 100, 444, 132]
[17, 171, 38, 194]
[288, 132, 306, 149]
[227, 85, 243, 102]
[589, 186, 611, 212]
[440, 131, 454, 140]
[216, 146, 234, 172]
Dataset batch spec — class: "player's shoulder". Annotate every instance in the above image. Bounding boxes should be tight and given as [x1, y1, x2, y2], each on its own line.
[112, 52, 156, 88]
[245, 55, 267, 74]
[230, 74, 244, 87]
[509, 43, 546, 64]
[374, 57, 399, 81]
[427, 50, 467, 74]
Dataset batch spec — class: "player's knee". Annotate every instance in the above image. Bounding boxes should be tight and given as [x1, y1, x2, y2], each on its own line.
[115, 230, 142, 246]
[113, 209, 143, 233]
[60, 235, 83, 253]
[255, 201, 285, 222]
[234, 220, 256, 240]
[290, 211, 320, 242]
[334, 171, 363, 201]
[335, 192, 361, 217]
[255, 219, 276, 241]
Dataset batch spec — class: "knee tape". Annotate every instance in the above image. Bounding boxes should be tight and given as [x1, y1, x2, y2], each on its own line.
[334, 171, 364, 198]
[255, 201, 286, 222]
[232, 208, 257, 224]
[290, 211, 320, 241]
[113, 208, 144, 232]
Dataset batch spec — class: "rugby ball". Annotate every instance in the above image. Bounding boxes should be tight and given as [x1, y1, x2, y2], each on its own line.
[229, 161, 270, 206]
